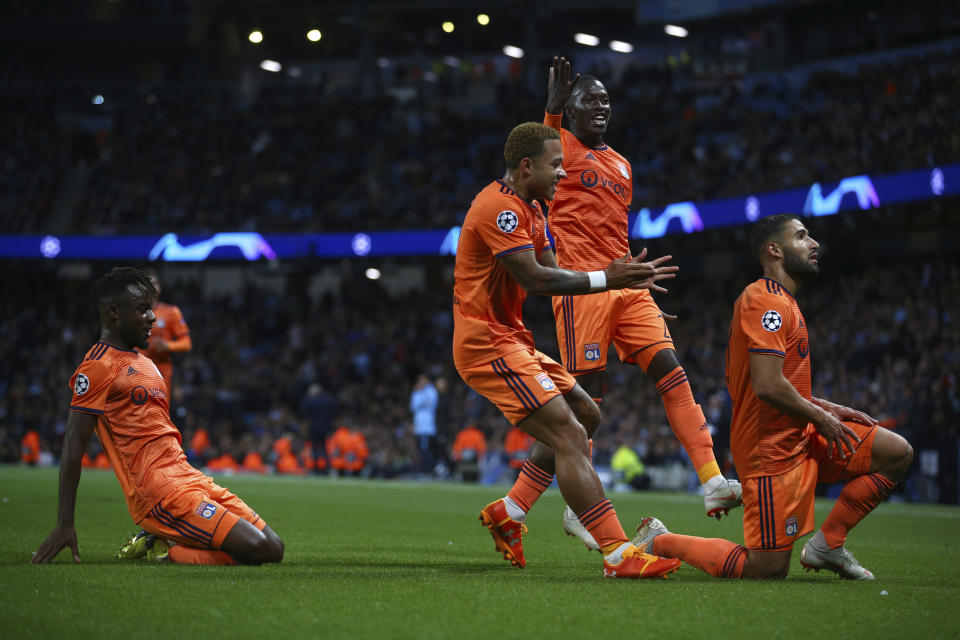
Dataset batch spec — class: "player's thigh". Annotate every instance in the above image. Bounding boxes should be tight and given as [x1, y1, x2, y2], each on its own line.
[552, 291, 617, 374]
[203, 478, 269, 531]
[139, 490, 239, 550]
[613, 289, 675, 371]
[741, 458, 817, 552]
[813, 422, 879, 483]
[457, 350, 570, 426]
[516, 394, 589, 455]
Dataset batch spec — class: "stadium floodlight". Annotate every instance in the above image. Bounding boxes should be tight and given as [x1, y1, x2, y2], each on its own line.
[503, 45, 524, 59]
[477, 13, 490, 26]
[259, 59, 282, 72]
[609, 40, 634, 53]
[664, 24, 688, 38]
[365, 268, 381, 280]
[307, 29, 321, 42]
[91, 94, 104, 105]
[248, 30, 263, 44]
[574, 33, 600, 46]
[442, 21, 455, 33]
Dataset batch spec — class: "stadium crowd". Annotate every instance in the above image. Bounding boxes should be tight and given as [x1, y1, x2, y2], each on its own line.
[2, 256, 957, 502]
[2, 48, 959, 235]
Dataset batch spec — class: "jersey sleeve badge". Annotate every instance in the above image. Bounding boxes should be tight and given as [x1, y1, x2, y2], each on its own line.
[496, 210, 519, 233]
[761, 310, 783, 332]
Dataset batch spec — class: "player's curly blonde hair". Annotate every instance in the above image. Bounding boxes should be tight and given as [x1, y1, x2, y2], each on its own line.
[503, 122, 560, 169]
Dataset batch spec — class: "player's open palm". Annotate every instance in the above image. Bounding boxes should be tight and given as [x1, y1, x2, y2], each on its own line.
[32, 524, 80, 564]
[547, 57, 579, 114]
[604, 251, 677, 292]
[812, 410, 861, 460]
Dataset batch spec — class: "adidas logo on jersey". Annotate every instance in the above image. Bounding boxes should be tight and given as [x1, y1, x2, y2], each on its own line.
[585, 152, 597, 161]
[127, 366, 139, 376]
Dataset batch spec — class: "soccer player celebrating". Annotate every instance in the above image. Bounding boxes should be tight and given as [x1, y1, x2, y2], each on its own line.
[32, 268, 283, 566]
[631, 214, 913, 579]
[514, 57, 741, 551]
[139, 270, 191, 401]
[456, 121, 681, 578]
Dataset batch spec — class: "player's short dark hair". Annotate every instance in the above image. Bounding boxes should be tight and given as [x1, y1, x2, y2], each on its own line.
[749, 213, 802, 263]
[91, 267, 158, 306]
[570, 74, 603, 101]
[503, 122, 561, 169]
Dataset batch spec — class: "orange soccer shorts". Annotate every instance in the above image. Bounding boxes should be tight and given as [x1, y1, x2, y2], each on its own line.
[457, 348, 577, 425]
[138, 476, 265, 550]
[552, 288, 674, 375]
[741, 421, 878, 551]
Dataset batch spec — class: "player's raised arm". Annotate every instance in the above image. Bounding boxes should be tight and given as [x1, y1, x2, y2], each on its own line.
[32, 410, 97, 564]
[546, 56, 579, 116]
[500, 247, 676, 297]
[749, 353, 860, 459]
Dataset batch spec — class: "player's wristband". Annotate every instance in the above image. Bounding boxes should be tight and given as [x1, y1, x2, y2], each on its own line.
[587, 271, 606, 292]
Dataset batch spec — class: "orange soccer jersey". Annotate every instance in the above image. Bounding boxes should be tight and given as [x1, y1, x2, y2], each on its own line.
[140, 301, 190, 365]
[726, 278, 812, 479]
[69, 341, 208, 522]
[453, 179, 551, 369]
[542, 112, 631, 271]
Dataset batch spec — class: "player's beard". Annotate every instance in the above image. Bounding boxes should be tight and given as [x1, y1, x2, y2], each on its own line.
[783, 249, 819, 282]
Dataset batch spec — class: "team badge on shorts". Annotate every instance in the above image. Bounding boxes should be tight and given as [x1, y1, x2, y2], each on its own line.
[496, 210, 519, 233]
[785, 516, 798, 537]
[535, 373, 556, 392]
[584, 343, 601, 361]
[74, 373, 90, 396]
[195, 501, 217, 520]
[761, 310, 783, 332]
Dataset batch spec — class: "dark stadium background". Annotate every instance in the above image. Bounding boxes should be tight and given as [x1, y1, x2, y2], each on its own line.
[1, 0, 957, 504]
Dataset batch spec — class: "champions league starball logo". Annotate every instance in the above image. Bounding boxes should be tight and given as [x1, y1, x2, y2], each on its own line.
[496, 210, 519, 233]
[761, 310, 783, 332]
[74, 373, 90, 396]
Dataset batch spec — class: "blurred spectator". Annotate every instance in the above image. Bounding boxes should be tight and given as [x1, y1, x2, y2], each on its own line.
[451, 425, 487, 483]
[410, 373, 439, 476]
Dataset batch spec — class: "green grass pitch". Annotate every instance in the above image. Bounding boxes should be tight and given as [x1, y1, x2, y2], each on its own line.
[2, 466, 958, 639]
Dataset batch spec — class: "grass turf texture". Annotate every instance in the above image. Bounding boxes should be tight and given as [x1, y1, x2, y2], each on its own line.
[1, 466, 958, 639]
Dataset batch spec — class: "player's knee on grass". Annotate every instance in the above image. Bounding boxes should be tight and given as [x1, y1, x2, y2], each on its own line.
[871, 428, 914, 481]
[742, 549, 791, 580]
[223, 520, 284, 565]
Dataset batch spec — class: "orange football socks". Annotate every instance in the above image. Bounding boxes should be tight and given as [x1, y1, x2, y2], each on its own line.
[820, 473, 896, 549]
[578, 499, 627, 550]
[653, 534, 746, 579]
[506, 460, 554, 513]
[656, 366, 719, 481]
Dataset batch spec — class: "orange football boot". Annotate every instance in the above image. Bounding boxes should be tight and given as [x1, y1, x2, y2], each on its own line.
[602, 543, 681, 579]
[479, 499, 528, 568]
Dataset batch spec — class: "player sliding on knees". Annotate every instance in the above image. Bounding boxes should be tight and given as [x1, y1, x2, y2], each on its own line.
[632, 214, 913, 580]
[455, 121, 681, 578]
[508, 57, 743, 553]
[32, 267, 284, 566]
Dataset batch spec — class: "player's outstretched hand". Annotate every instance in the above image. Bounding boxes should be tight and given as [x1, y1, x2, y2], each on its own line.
[32, 524, 80, 564]
[812, 409, 862, 460]
[546, 56, 580, 115]
[604, 250, 678, 292]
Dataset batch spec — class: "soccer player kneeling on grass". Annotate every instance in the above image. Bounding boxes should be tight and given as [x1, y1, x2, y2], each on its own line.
[633, 214, 913, 580]
[454, 121, 681, 579]
[32, 268, 284, 566]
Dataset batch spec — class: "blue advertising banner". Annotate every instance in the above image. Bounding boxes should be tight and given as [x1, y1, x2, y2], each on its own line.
[1, 164, 956, 260]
